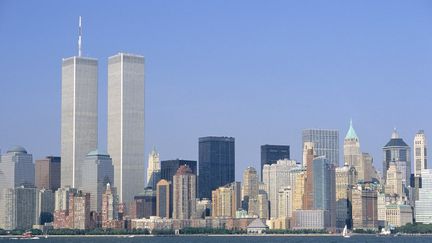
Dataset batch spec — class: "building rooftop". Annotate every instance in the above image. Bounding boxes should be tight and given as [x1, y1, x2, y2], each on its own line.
[175, 165, 194, 175]
[247, 218, 268, 229]
[7, 145, 27, 154]
[87, 149, 110, 157]
[345, 119, 358, 140]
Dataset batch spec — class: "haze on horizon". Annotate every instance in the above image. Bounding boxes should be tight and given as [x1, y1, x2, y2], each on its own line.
[0, 0, 431, 180]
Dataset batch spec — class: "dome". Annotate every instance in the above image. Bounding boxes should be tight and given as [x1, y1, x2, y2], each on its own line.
[87, 149, 109, 157]
[7, 145, 27, 154]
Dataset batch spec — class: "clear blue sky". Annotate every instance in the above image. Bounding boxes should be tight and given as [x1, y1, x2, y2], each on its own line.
[1, 0, 431, 180]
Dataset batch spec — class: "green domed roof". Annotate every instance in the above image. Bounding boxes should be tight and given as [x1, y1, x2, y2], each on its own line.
[345, 119, 358, 140]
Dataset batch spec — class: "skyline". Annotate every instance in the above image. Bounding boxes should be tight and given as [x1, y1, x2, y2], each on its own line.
[1, 1, 432, 180]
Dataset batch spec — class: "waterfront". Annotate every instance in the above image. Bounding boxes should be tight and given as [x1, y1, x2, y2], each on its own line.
[1, 235, 432, 242]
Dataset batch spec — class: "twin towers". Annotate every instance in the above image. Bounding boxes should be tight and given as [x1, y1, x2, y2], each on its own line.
[61, 17, 145, 205]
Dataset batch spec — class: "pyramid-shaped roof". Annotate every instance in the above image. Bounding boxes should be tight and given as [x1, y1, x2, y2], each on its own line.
[345, 119, 358, 140]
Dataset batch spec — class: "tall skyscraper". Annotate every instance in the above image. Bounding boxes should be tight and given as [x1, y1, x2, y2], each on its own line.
[172, 165, 196, 219]
[101, 183, 119, 228]
[156, 179, 172, 218]
[385, 161, 403, 196]
[80, 150, 114, 212]
[260, 145, 290, 179]
[277, 186, 293, 219]
[415, 169, 432, 223]
[0, 146, 34, 188]
[146, 148, 160, 189]
[160, 159, 197, 182]
[344, 121, 363, 178]
[335, 164, 356, 228]
[198, 136, 235, 199]
[0, 186, 38, 230]
[312, 157, 336, 229]
[211, 182, 242, 218]
[382, 129, 411, 185]
[61, 34, 98, 188]
[303, 142, 315, 210]
[263, 159, 298, 219]
[242, 166, 259, 211]
[351, 185, 378, 229]
[414, 130, 427, 177]
[108, 53, 145, 204]
[35, 156, 61, 191]
[302, 129, 339, 166]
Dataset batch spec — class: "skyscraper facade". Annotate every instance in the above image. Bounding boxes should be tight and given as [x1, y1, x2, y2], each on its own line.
[415, 169, 432, 223]
[80, 150, 114, 212]
[260, 145, 290, 179]
[0, 146, 34, 188]
[146, 148, 160, 189]
[312, 157, 336, 229]
[172, 165, 196, 219]
[198, 136, 235, 199]
[335, 164, 356, 228]
[302, 129, 339, 166]
[156, 179, 172, 218]
[242, 166, 259, 211]
[382, 129, 411, 185]
[344, 121, 363, 180]
[160, 159, 197, 182]
[211, 182, 241, 218]
[263, 159, 298, 219]
[35, 156, 61, 191]
[61, 56, 98, 189]
[414, 130, 427, 177]
[108, 53, 145, 204]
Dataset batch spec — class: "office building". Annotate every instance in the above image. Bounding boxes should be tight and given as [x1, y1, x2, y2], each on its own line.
[212, 182, 241, 218]
[0, 186, 38, 230]
[156, 179, 172, 218]
[414, 130, 427, 200]
[242, 166, 259, 211]
[382, 129, 411, 185]
[173, 165, 196, 219]
[263, 159, 298, 219]
[61, 53, 98, 189]
[385, 161, 403, 196]
[37, 188, 55, 225]
[198, 136, 235, 199]
[312, 157, 336, 229]
[160, 159, 197, 182]
[108, 53, 145, 204]
[260, 145, 290, 179]
[101, 183, 120, 228]
[335, 164, 356, 228]
[303, 142, 315, 210]
[80, 150, 114, 212]
[277, 186, 293, 219]
[351, 185, 378, 229]
[146, 147, 160, 189]
[0, 146, 34, 188]
[35, 156, 61, 191]
[385, 204, 412, 227]
[415, 169, 432, 223]
[302, 129, 339, 166]
[130, 188, 156, 219]
[344, 120, 363, 181]
[292, 170, 306, 211]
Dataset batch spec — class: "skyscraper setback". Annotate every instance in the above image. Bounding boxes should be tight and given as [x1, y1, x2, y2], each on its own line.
[108, 53, 145, 204]
[260, 145, 290, 179]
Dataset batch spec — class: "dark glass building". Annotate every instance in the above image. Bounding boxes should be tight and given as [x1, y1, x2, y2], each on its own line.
[198, 136, 235, 199]
[160, 159, 197, 182]
[260, 144, 290, 179]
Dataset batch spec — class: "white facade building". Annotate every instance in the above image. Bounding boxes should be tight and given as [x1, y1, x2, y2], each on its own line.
[414, 130, 427, 177]
[108, 53, 145, 204]
[61, 56, 98, 188]
[262, 159, 298, 219]
[146, 148, 160, 189]
[415, 169, 432, 223]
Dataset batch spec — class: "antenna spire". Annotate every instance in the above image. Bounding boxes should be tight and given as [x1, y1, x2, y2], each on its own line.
[78, 16, 82, 57]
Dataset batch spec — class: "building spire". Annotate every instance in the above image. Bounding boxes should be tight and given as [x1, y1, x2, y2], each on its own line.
[78, 16, 82, 57]
[391, 127, 399, 139]
[345, 119, 358, 140]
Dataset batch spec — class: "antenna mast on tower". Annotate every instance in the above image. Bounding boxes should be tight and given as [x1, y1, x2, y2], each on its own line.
[78, 16, 82, 57]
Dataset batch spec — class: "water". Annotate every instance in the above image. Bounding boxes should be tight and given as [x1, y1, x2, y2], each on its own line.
[0, 235, 431, 243]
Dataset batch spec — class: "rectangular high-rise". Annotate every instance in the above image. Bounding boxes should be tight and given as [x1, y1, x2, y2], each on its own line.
[198, 136, 235, 199]
[260, 145, 290, 179]
[302, 129, 339, 166]
[108, 53, 145, 204]
[35, 156, 61, 191]
[61, 56, 98, 188]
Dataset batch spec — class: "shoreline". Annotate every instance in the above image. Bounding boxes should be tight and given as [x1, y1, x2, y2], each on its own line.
[1, 233, 431, 238]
